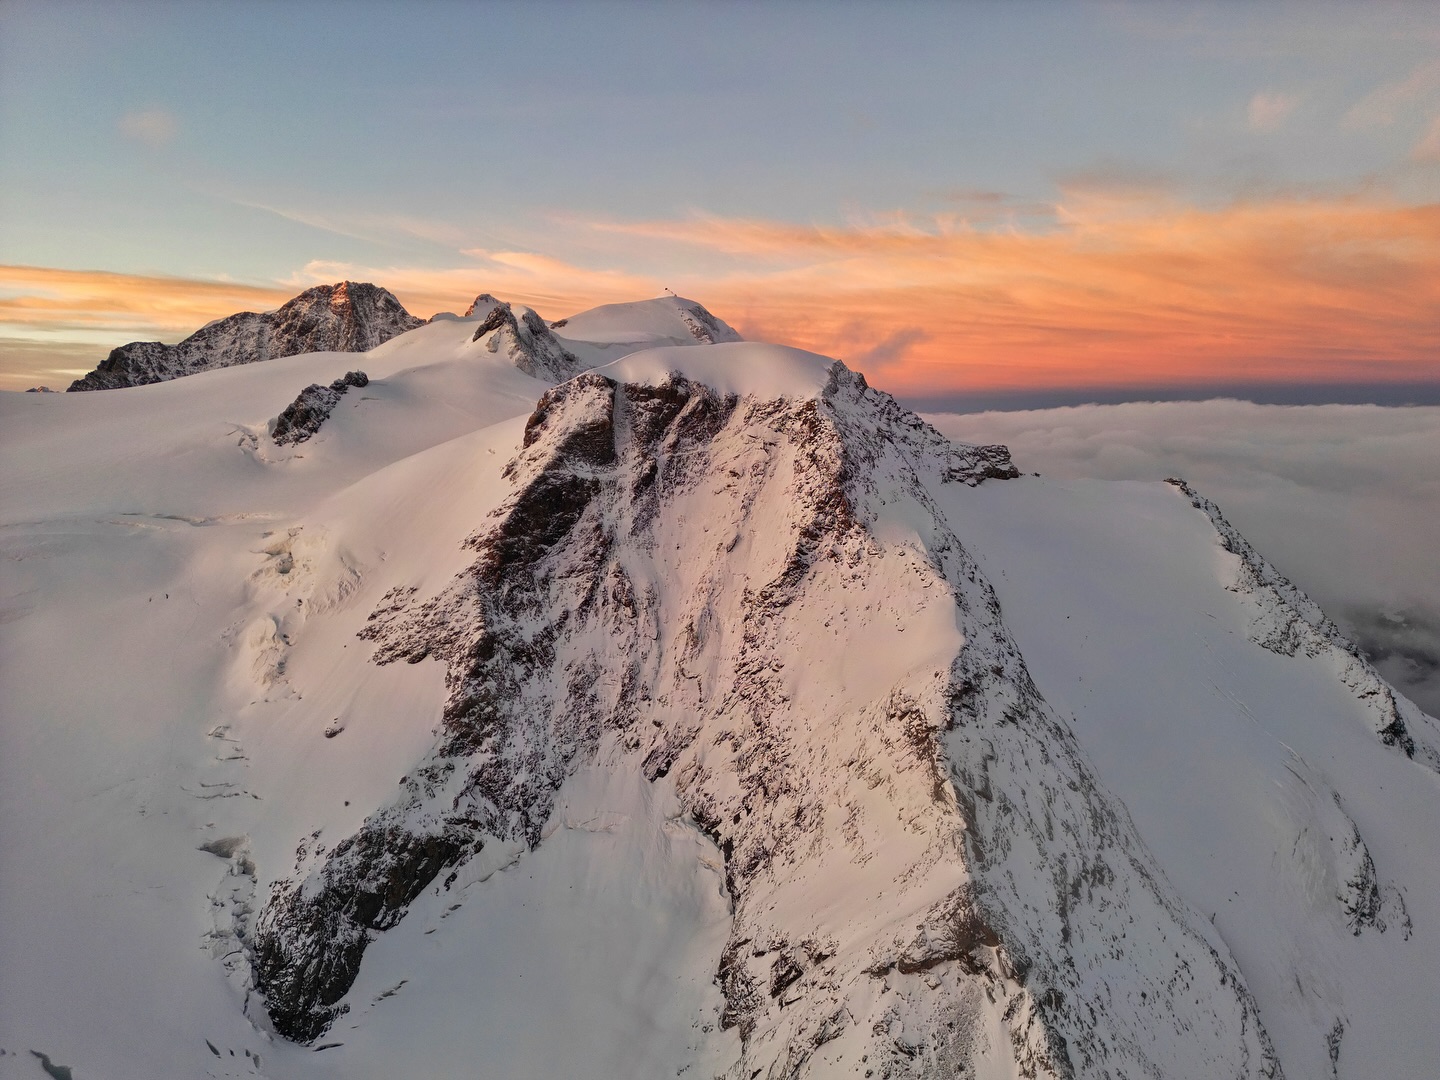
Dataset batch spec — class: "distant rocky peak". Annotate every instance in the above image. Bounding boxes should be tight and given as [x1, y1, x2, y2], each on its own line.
[283, 280, 384, 313]
[68, 280, 423, 392]
[471, 300, 581, 383]
[265, 282, 420, 356]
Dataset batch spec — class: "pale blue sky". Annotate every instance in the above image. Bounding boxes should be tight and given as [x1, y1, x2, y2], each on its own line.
[4, 1, 1438, 285]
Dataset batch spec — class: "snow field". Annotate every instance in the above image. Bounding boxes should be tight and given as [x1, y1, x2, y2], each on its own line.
[3, 296, 1437, 1077]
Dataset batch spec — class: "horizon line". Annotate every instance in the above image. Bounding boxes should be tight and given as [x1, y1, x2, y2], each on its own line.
[904, 379, 1440, 414]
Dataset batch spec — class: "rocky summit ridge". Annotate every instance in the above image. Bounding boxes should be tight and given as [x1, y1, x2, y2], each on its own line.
[67, 282, 422, 391]
[249, 352, 1285, 1077]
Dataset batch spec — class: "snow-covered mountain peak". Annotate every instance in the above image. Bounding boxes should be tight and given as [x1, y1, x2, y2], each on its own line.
[463, 292, 505, 319]
[601, 341, 837, 401]
[68, 280, 423, 391]
[468, 300, 582, 382]
[553, 294, 742, 348]
[461, 296, 750, 386]
[249, 356, 1277, 1077]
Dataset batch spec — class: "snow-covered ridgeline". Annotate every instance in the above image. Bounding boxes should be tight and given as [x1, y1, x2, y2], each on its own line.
[934, 470, 1440, 1076]
[1166, 478, 1440, 773]
[253, 352, 1278, 1077]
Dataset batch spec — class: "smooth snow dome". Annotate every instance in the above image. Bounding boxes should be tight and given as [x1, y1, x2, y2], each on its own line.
[553, 294, 740, 347]
[602, 341, 837, 400]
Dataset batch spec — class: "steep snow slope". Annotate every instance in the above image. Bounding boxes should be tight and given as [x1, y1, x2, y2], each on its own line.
[2, 302, 1438, 1079]
[67, 283, 423, 392]
[0, 319, 547, 1079]
[934, 474, 1440, 1076]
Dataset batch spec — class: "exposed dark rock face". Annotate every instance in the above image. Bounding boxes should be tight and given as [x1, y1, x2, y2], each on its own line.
[252, 363, 1278, 1077]
[469, 300, 581, 381]
[1339, 825, 1384, 935]
[470, 305, 513, 342]
[254, 372, 624, 1039]
[67, 282, 421, 392]
[1342, 605, 1440, 720]
[252, 826, 466, 1041]
[272, 371, 369, 446]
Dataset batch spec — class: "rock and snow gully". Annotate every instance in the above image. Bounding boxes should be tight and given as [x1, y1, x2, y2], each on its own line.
[3, 294, 1438, 1079]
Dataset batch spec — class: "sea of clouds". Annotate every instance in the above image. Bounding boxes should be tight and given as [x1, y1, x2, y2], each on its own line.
[927, 401, 1440, 717]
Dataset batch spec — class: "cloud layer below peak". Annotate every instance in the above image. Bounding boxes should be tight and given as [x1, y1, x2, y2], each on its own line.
[929, 400, 1440, 716]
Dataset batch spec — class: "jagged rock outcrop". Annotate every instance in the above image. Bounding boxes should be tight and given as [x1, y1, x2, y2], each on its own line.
[272, 371, 369, 446]
[67, 282, 422, 392]
[253, 356, 1278, 1077]
[470, 301, 581, 382]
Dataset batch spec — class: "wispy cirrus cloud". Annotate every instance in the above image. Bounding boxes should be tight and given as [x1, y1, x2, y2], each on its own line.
[117, 107, 178, 147]
[1248, 90, 1301, 131]
[928, 188, 1055, 224]
[6, 189, 1439, 398]
[1342, 59, 1440, 129]
[293, 250, 658, 319]
[0, 265, 290, 340]
[232, 198, 473, 249]
[576, 193, 1440, 393]
[1249, 90, 1307, 132]
[1415, 115, 1440, 163]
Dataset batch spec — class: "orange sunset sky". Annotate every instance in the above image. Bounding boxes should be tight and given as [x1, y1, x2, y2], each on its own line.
[2, 3, 1438, 400]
